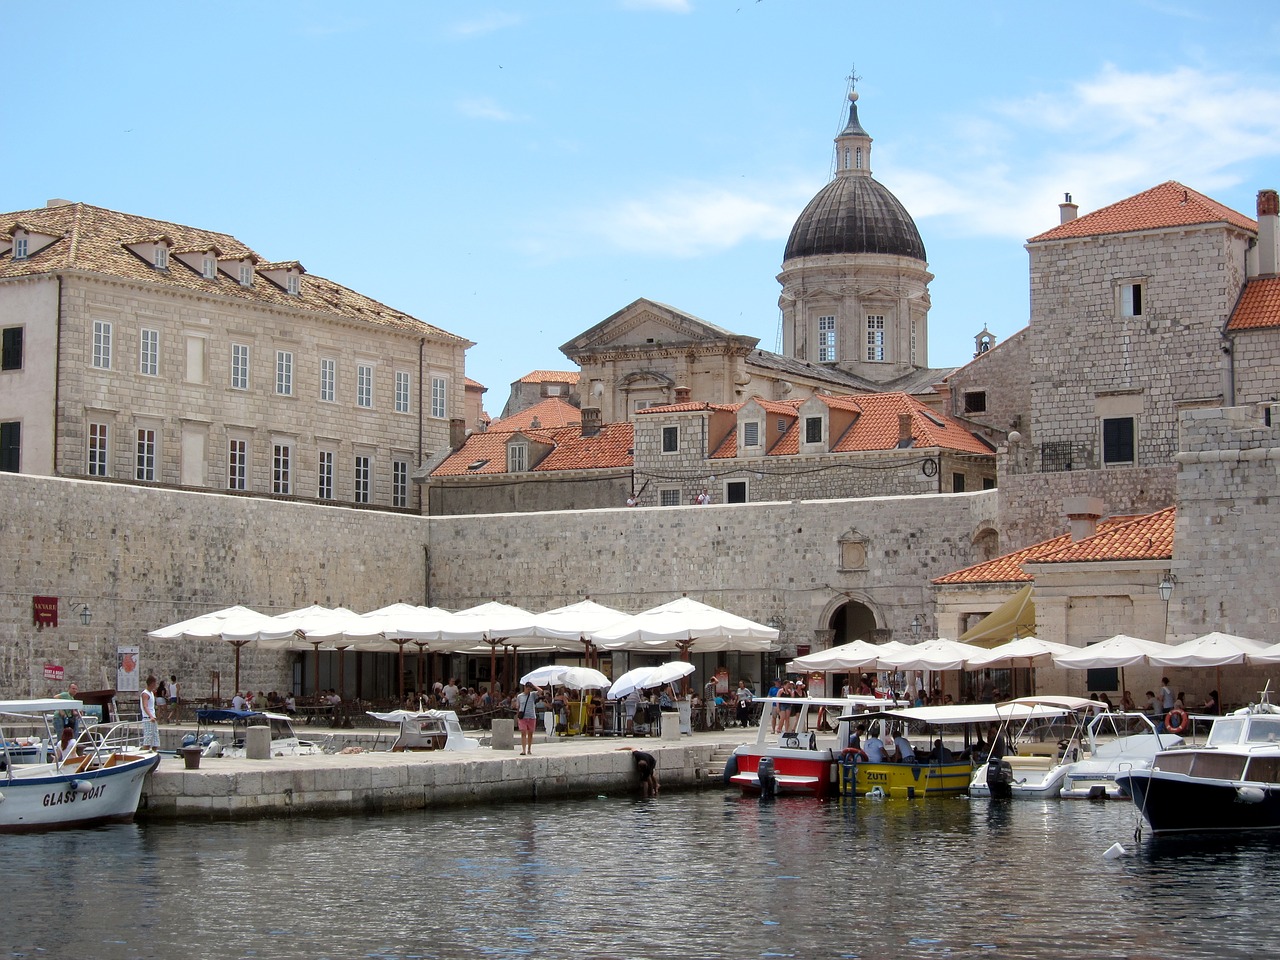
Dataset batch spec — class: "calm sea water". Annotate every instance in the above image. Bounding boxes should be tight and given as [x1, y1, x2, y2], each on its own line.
[11, 792, 1275, 960]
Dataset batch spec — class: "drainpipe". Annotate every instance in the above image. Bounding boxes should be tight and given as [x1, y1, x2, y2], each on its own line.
[417, 338, 425, 512]
[53, 275, 63, 474]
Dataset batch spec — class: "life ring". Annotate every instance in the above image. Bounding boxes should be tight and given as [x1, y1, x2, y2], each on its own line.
[842, 747, 868, 762]
[1165, 708, 1190, 735]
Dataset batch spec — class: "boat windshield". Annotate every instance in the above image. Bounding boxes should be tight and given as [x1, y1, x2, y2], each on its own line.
[1207, 717, 1244, 747]
[1246, 716, 1280, 745]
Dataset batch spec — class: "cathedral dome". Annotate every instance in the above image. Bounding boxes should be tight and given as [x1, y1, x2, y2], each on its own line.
[784, 175, 926, 261]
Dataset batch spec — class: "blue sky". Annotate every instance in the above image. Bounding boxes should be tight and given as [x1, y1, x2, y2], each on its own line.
[6, 2, 1279, 412]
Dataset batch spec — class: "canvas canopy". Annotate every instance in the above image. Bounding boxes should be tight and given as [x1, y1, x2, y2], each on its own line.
[958, 584, 1037, 646]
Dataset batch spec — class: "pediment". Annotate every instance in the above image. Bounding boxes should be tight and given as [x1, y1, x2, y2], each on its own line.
[561, 297, 757, 358]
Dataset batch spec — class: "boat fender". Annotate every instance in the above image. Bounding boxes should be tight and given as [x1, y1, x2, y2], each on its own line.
[1237, 786, 1266, 804]
[868, 786, 885, 800]
[68, 779, 94, 793]
[1165, 708, 1190, 735]
[723, 753, 739, 786]
[808, 732, 817, 752]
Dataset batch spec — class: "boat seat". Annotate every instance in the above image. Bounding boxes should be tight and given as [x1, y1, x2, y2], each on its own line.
[1008, 755, 1057, 771]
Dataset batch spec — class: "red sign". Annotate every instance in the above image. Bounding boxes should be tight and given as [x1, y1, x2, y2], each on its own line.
[43, 664, 64, 681]
[33, 596, 58, 628]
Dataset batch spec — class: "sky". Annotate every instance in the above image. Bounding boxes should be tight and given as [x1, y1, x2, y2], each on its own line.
[6, 2, 1280, 413]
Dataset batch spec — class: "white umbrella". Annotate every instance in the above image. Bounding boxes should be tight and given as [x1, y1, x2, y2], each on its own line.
[1247, 642, 1280, 665]
[786, 639, 909, 673]
[533, 599, 631, 642]
[591, 596, 776, 654]
[877, 638, 990, 671]
[147, 605, 264, 640]
[521, 664, 568, 686]
[1052, 634, 1170, 669]
[607, 661, 696, 699]
[967, 636, 1077, 669]
[1147, 631, 1272, 668]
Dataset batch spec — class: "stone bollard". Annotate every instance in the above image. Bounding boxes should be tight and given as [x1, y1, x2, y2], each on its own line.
[491, 718, 515, 751]
[246, 724, 271, 760]
[661, 714, 681, 741]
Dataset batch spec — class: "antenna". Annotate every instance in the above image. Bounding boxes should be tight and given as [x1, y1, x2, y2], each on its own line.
[830, 64, 863, 179]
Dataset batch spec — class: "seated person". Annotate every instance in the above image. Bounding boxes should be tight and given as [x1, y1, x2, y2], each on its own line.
[231, 692, 248, 711]
[54, 725, 80, 764]
[928, 737, 954, 763]
[986, 723, 1008, 760]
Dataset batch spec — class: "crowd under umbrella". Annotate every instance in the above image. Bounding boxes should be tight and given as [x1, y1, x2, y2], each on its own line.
[1146, 631, 1275, 708]
[1051, 633, 1172, 700]
[447, 601, 547, 699]
[966, 636, 1077, 699]
[345, 604, 463, 701]
[606, 660, 696, 700]
[148, 605, 294, 696]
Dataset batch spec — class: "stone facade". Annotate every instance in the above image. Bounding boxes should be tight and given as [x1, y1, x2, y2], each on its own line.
[940, 328, 1031, 439]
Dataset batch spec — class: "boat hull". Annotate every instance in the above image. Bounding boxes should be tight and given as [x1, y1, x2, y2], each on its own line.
[841, 760, 971, 799]
[0, 753, 160, 833]
[729, 749, 836, 797]
[1120, 771, 1280, 833]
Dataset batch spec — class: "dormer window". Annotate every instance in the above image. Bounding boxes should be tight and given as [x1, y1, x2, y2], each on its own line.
[154, 245, 169, 270]
[239, 264, 253, 287]
[202, 256, 217, 279]
[742, 421, 761, 448]
[286, 274, 300, 295]
[507, 442, 528, 472]
[13, 237, 28, 260]
[805, 417, 823, 444]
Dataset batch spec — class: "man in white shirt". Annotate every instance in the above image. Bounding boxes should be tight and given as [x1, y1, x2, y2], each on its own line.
[231, 692, 248, 711]
[443, 678, 460, 707]
[140, 675, 160, 750]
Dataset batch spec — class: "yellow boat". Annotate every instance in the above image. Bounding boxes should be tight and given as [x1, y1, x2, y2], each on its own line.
[841, 757, 972, 798]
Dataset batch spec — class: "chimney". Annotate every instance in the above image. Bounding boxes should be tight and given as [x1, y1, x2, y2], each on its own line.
[1059, 192, 1078, 224]
[581, 406, 602, 438]
[1255, 189, 1279, 278]
[674, 385, 691, 403]
[46, 198, 73, 208]
[897, 413, 914, 448]
[449, 417, 466, 450]
[1063, 496, 1105, 542]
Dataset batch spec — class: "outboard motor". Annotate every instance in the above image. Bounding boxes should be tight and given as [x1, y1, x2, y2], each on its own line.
[986, 757, 1014, 800]
[757, 757, 778, 800]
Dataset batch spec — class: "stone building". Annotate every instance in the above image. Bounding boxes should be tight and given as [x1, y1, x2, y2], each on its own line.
[0, 200, 470, 510]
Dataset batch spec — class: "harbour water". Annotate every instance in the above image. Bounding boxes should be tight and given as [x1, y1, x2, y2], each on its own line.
[14, 792, 1275, 959]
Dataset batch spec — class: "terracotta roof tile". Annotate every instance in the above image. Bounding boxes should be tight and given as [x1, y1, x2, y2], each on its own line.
[1028, 181, 1256, 243]
[517, 370, 580, 384]
[1227, 276, 1280, 331]
[431, 422, 632, 477]
[464, 377, 487, 389]
[829, 393, 994, 455]
[0, 202, 468, 343]
[636, 401, 738, 415]
[487, 397, 582, 433]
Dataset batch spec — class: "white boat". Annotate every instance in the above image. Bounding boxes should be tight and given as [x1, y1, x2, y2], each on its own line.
[366, 709, 480, 751]
[0, 698, 159, 832]
[1057, 711, 1184, 799]
[727, 696, 893, 797]
[1118, 693, 1280, 834]
[191, 709, 321, 757]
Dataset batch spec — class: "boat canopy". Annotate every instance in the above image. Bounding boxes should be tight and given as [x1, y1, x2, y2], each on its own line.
[840, 701, 1084, 726]
[0, 698, 84, 715]
[196, 709, 266, 723]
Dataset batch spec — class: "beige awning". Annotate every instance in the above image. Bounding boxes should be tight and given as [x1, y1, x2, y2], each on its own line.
[958, 584, 1036, 647]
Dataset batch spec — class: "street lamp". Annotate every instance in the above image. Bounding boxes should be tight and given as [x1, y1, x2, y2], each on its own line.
[70, 602, 92, 627]
[910, 614, 924, 640]
[1157, 574, 1176, 603]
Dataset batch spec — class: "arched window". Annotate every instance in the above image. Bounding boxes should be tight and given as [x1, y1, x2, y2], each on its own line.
[855, 147, 863, 170]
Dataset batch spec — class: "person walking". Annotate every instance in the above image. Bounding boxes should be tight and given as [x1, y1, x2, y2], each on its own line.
[516, 682, 541, 756]
[140, 675, 160, 752]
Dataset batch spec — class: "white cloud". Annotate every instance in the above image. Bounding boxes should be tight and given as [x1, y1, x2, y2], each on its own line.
[456, 96, 518, 122]
[896, 65, 1280, 240]
[451, 12, 524, 37]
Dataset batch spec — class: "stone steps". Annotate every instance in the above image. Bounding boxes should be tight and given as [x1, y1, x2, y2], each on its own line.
[704, 744, 739, 785]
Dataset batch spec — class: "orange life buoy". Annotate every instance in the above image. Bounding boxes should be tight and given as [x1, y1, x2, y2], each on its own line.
[842, 747, 868, 762]
[1165, 708, 1190, 735]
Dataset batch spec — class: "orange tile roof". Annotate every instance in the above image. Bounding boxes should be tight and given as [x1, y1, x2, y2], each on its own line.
[1028, 181, 1256, 243]
[0, 202, 468, 343]
[1227, 276, 1280, 331]
[636, 401, 737, 415]
[487, 397, 582, 433]
[430, 422, 632, 477]
[517, 370, 580, 384]
[1034, 507, 1175, 564]
[933, 508, 1173, 585]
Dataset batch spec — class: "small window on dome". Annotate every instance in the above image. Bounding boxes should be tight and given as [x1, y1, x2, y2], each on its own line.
[855, 147, 863, 170]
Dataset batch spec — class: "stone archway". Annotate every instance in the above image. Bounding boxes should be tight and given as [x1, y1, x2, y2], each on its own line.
[828, 599, 878, 645]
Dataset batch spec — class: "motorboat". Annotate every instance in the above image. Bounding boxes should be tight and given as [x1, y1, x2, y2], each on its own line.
[190, 709, 321, 758]
[1118, 694, 1280, 834]
[0, 698, 159, 832]
[1057, 711, 1184, 800]
[366, 709, 480, 751]
[727, 696, 892, 797]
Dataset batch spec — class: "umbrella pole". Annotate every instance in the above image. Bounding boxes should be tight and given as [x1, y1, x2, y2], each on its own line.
[489, 641, 497, 697]
[312, 640, 322, 699]
[233, 641, 244, 699]
[397, 642, 406, 702]
[338, 647, 347, 700]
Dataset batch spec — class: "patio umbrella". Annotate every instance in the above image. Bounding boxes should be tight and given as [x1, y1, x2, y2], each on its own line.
[591, 596, 777, 655]
[447, 601, 542, 697]
[785, 639, 909, 672]
[1149, 631, 1275, 703]
[967, 636, 1076, 669]
[877, 638, 990, 672]
[520, 665, 611, 689]
[607, 661, 696, 700]
[1052, 633, 1171, 697]
[533, 599, 631, 668]
[148, 606, 286, 695]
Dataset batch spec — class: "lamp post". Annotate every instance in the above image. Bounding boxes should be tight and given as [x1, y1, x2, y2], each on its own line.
[1158, 573, 1176, 641]
[910, 614, 924, 640]
[70, 602, 92, 627]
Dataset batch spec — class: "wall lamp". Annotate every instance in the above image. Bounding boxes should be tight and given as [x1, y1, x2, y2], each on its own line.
[70, 602, 92, 627]
[1157, 574, 1177, 603]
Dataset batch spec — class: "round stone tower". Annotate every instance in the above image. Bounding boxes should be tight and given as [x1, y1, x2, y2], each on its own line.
[778, 90, 933, 383]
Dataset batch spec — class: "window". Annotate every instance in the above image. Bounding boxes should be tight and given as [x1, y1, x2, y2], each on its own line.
[2, 327, 23, 371]
[726, 480, 748, 504]
[228, 439, 248, 490]
[354, 455, 371, 503]
[805, 417, 823, 444]
[239, 264, 253, 287]
[431, 375, 447, 419]
[661, 426, 679, 453]
[286, 274, 300, 295]
[272, 443, 292, 494]
[88, 422, 110, 476]
[818, 315, 837, 362]
[843, 147, 850, 170]
[202, 256, 217, 279]
[154, 246, 168, 270]
[507, 443, 528, 473]
[742, 421, 760, 448]
[1121, 282, 1143, 318]
[317, 451, 334, 499]
[395, 371, 411, 413]
[0, 421, 20, 472]
[185, 335, 206, 383]
[866, 315, 885, 361]
[953, 472, 966, 493]
[357, 364, 373, 408]
[276, 351, 293, 396]
[855, 146, 863, 170]
[231, 343, 250, 390]
[1102, 417, 1135, 465]
[777, 418, 787, 434]
[982, 477, 996, 490]
[13, 237, 28, 260]
[964, 391, 987, 414]
[320, 358, 336, 403]
[140, 329, 159, 376]
[392, 459, 409, 508]
[135, 428, 157, 482]
[659, 487, 681, 507]
[92, 320, 112, 369]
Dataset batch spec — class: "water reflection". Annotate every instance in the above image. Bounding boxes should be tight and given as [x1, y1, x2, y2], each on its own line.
[8, 793, 1277, 959]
